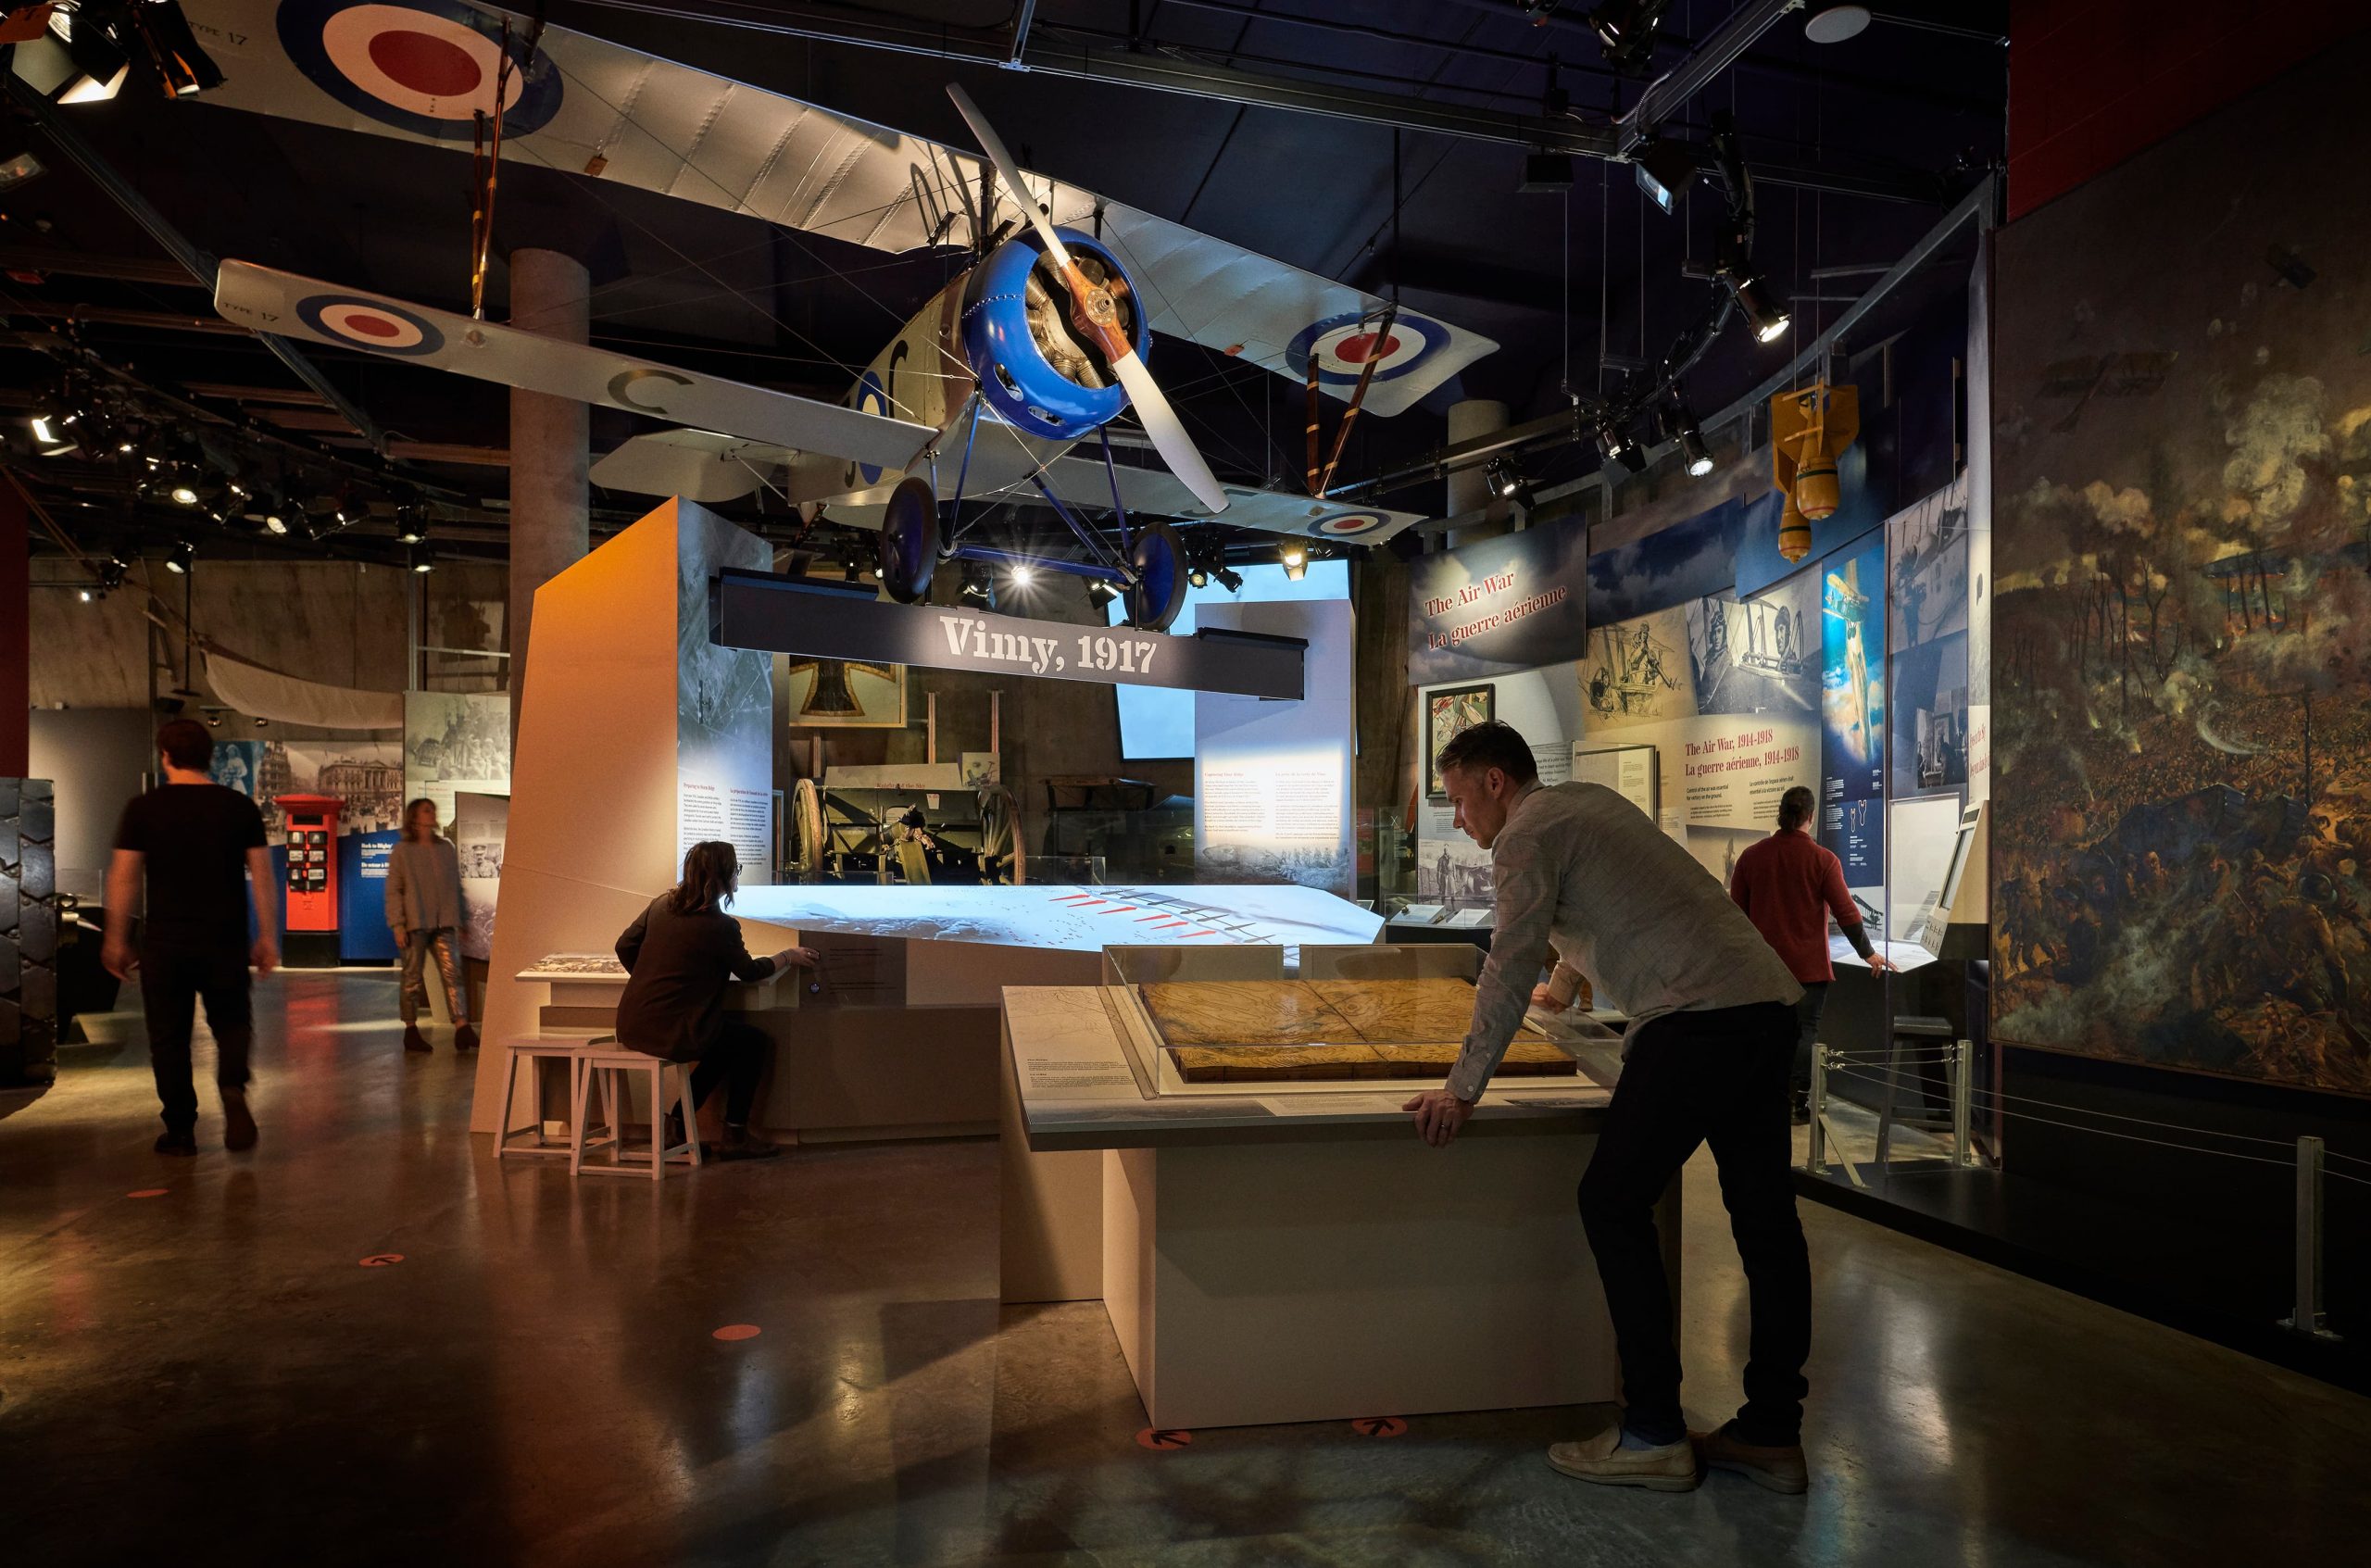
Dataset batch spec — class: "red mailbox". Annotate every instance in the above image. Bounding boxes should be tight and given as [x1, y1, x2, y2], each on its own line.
[275, 793, 344, 968]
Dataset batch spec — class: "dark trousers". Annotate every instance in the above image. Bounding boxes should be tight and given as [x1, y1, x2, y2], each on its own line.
[1577, 1000, 1810, 1447]
[1791, 981, 1830, 1094]
[140, 938, 253, 1132]
[686, 1019, 769, 1126]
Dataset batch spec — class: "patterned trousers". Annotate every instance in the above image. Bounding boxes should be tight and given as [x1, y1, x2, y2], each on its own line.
[399, 927, 469, 1025]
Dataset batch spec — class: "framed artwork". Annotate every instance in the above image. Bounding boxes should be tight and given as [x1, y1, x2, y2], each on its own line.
[784, 659, 908, 729]
[1425, 683, 1496, 798]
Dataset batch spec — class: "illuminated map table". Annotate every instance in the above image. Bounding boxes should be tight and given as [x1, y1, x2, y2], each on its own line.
[726, 883, 1386, 952]
[999, 968, 1662, 1431]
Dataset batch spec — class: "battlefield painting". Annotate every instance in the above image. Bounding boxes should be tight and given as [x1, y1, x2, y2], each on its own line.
[1989, 40, 2371, 1096]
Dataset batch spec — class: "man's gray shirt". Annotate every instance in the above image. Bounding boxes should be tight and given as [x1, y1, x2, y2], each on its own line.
[1447, 781, 1804, 1101]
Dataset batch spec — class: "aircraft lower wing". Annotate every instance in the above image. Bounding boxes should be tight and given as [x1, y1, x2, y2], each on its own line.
[177, 0, 1494, 416]
[590, 428, 1425, 544]
[215, 261, 937, 473]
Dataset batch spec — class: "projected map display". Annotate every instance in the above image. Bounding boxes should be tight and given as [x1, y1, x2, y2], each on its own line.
[726, 883, 1383, 952]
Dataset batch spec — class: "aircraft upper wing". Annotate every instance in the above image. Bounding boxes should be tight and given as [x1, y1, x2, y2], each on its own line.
[215, 261, 937, 471]
[180, 0, 1495, 416]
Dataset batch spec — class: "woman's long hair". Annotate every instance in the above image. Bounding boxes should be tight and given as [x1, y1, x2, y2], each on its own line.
[670, 840, 739, 914]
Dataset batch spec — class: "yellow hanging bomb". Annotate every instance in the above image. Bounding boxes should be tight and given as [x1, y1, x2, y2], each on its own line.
[1770, 383, 1860, 562]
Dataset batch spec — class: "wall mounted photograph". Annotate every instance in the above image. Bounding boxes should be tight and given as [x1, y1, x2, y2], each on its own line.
[1424, 684, 1495, 799]
[784, 659, 908, 728]
[1990, 36, 2371, 1095]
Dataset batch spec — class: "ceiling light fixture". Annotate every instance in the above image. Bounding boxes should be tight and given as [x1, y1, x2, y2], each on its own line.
[1587, 0, 1671, 76]
[1485, 456, 1524, 500]
[1008, 563, 1036, 589]
[1805, 5, 1873, 44]
[408, 542, 434, 574]
[1660, 394, 1715, 477]
[164, 540, 194, 574]
[1215, 566, 1244, 594]
[1279, 540, 1309, 582]
[1086, 578, 1120, 606]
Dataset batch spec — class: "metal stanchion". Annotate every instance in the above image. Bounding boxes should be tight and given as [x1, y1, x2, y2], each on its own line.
[1952, 1038, 1973, 1168]
[2281, 1135, 2340, 1341]
[1807, 1044, 1828, 1174]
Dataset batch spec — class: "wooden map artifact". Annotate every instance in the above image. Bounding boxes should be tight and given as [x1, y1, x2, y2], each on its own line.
[1138, 978, 1576, 1085]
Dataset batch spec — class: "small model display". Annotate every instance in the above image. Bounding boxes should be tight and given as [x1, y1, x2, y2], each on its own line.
[1137, 978, 1575, 1084]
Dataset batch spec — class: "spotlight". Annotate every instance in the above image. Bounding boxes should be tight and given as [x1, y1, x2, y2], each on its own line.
[164, 540, 194, 574]
[263, 511, 289, 536]
[0, 151, 44, 193]
[1086, 578, 1121, 606]
[137, 0, 228, 97]
[1632, 138, 1697, 216]
[1187, 563, 1210, 590]
[1659, 395, 1714, 477]
[1587, 0, 1670, 76]
[98, 556, 129, 589]
[1731, 272, 1792, 343]
[394, 506, 429, 545]
[78, 586, 95, 603]
[1215, 566, 1244, 594]
[254, 716, 269, 728]
[26, 6, 134, 105]
[206, 712, 221, 728]
[1009, 563, 1036, 589]
[408, 542, 435, 574]
[1485, 456, 1524, 500]
[1280, 540, 1309, 582]
[1597, 421, 1646, 475]
[959, 569, 995, 608]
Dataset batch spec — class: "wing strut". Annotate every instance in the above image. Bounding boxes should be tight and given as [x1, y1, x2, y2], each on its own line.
[1312, 304, 1396, 499]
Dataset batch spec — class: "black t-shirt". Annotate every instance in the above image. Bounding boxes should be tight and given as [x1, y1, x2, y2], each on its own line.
[115, 784, 268, 943]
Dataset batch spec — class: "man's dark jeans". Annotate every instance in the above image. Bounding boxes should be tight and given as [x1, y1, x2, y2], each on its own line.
[1791, 981, 1830, 1095]
[140, 938, 253, 1133]
[1577, 999, 1810, 1448]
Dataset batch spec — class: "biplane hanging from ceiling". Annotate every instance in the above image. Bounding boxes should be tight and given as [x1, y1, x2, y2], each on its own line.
[165, 0, 1493, 623]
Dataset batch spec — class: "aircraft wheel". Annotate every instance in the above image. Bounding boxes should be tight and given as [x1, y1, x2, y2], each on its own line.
[879, 475, 940, 604]
[1123, 520, 1189, 633]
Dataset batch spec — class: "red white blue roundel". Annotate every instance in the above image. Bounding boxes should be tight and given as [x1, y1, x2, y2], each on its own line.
[1286, 310, 1448, 389]
[295, 294, 446, 356]
[278, 0, 562, 142]
[1312, 510, 1395, 538]
[854, 370, 890, 485]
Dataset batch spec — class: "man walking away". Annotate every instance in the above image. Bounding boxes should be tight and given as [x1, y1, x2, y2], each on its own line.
[387, 797, 479, 1054]
[1729, 784, 1889, 1123]
[1401, 721, 1813, 1495]
[103, 720, 279, 1155]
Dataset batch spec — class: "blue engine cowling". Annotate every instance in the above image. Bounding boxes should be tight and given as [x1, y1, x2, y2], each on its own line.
[960, 229, 1148, 441]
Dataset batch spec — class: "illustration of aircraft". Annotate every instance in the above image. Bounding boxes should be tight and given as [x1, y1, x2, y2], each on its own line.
[1824, 558, 1872, 757]
[183, 0, 1483, 625]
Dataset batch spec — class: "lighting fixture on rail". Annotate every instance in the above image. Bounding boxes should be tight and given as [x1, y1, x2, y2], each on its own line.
[1214, 566, 1244, 594]
[1008, 563, 1036, 589]
[1659, 395, 1715, 477]
[1485, 456, 1523, 500]
[164, 539, 194, 574]
[1086, 578, 1120, 607]
[1632, 138, 1697, 217]
[408, 542, 434, 574]
[1586, 0, 1671, 76]
[1278, 540, 1310, 582]
[393, 505, 429, 546]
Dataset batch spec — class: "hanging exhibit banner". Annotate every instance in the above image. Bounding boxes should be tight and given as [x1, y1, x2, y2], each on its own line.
[402, 691, 511, 825]
[1415, 663, 1583, 909]
[1586, 497, 1745, 627]
[453, 790, 508, 962]
[1819, 534, 1888, 922]
[1405, 518, 1588, 686]
[715, 571, 1305, 700]
[1194, 601, 1356, 898]
[1888, 476, 1974, 797]
[680, 511, 777, 880]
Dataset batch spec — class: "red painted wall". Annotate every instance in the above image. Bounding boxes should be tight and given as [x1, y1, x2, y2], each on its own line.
[0, 483, 27, 778]
[2009, 1, 2368, 220]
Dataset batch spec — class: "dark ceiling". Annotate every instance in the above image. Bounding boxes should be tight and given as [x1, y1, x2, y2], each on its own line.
[1, 0, 2008, 569]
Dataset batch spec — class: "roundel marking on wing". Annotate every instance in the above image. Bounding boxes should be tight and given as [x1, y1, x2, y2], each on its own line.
[279, 0, 563, 140]
[295, 294, 446, 355]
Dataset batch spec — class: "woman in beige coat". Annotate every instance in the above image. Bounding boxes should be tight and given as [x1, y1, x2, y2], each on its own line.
[387, 797, 477, 1053]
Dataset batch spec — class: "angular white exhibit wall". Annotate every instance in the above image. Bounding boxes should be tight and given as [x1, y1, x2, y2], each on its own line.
[1192, 600, 1356, 901]
[674, 508, 774, 882]
[469, 499, 793, 1132]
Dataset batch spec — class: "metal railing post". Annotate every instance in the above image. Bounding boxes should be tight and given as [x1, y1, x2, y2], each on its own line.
[1807, 1044, 1828, 1174]
[1952, 1038, 1973, 1168]
[2281, 1135, 2340, 1341]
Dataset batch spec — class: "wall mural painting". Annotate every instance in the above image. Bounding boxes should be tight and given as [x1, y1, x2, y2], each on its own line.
[1991, 37, 2371, 1095]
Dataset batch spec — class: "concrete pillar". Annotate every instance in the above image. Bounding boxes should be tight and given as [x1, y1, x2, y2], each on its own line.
[506, 247, 591, 738]
[0, 481, 28, 776]
[1444, 398, 1511, 550]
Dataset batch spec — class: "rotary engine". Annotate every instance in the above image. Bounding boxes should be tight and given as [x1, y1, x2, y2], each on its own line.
[960, 228, 1148, 441]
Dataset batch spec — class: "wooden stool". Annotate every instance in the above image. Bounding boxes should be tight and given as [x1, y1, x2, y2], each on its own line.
[572, 1049, 704, 1181]
[496, 1037, 608, 1162]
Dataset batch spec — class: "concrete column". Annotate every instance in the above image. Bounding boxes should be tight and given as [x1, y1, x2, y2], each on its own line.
[506, 247, 592, 737]
[0, 481, 28, 776]
[1444, 398, 1511, 550]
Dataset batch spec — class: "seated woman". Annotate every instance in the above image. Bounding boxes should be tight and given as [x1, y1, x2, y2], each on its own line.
[614, 841, 816, 1161]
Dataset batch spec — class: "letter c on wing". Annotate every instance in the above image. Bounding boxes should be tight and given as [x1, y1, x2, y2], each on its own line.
[609, 368, 695, 414]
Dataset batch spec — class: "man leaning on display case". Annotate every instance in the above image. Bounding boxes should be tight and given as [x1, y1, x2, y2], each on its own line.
[1403, 721, 1814, 1497]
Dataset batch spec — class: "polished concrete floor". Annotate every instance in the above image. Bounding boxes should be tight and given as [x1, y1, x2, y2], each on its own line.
[4, 970, 2367, 1567]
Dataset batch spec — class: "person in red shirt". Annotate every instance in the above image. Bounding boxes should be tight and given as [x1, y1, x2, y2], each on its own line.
[1729, 786, 1890, 1122]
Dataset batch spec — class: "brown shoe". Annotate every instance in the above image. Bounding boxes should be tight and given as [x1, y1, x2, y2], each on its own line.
[715, 1125, 784, 1162]
[1694, 1424, 1809, 1494]
[1546, 1426, 1700, 1492]
[453, 1023, 480, 1052]
[222, 1089, 257, 1153]
[403, 1024, 433, 1053]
